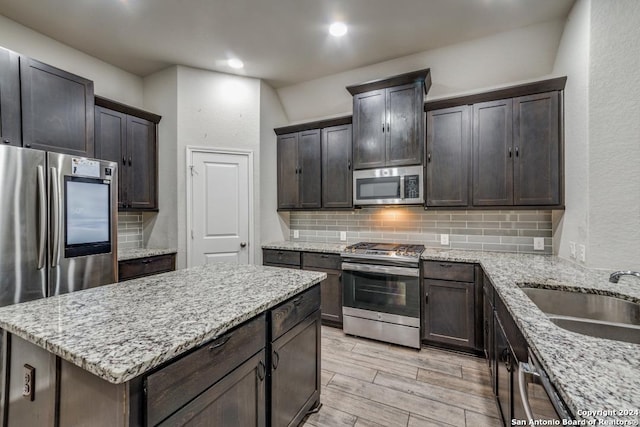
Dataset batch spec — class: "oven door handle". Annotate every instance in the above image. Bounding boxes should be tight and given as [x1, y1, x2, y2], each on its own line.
[341, 262, 419, 277]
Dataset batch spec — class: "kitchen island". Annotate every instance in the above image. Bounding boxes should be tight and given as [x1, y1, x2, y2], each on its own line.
[0, 262, 326, 426]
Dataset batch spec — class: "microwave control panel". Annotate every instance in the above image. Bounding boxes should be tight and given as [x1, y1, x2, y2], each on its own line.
[404, 175, 420, 199]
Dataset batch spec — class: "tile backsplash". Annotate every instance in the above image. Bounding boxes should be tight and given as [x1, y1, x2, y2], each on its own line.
[117, 213, 143, 250]
[290, 207, 553, 254]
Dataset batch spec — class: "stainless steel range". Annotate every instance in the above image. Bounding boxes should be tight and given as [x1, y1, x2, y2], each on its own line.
[341, 242, 425, 349]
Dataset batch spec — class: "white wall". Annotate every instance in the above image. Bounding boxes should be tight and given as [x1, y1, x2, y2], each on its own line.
[587, 0, 640, 269]
[277, 20, 566, 123]
[0, 15, 143, 108]
[551, 0, 591, 261]
[259, 81, 290, 259]
[174, 66, 262, 268]
[142, 66, 179, 252]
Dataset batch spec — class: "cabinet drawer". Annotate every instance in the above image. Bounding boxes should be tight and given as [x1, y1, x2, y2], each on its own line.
[271, 285, 320, 341]
[263, 249, 301, 267]
[423, 260, 475, 282]
[302, 252, 341, 270]
[118, 254, 175, 282]
[145, 314, 266, 426]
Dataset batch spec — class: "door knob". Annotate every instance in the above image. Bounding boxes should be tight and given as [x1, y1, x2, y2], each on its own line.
[240, 242, 247, 248]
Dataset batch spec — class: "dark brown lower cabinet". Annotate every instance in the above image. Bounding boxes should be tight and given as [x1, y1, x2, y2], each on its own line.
[424, 279, 475, 348]
[302, 252, 343, 327]
[422, 261, 481, 351]
[271, 310, 321, 427]
[159, 351, 266, 426]
[118, 253, 176, 282]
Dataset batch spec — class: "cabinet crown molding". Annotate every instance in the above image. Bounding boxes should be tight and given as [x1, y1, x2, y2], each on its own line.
[95, 95, 162, 124]
[346, 68, 432, 95]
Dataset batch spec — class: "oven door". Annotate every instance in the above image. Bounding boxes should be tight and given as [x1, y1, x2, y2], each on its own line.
[342, 262, 420, 318]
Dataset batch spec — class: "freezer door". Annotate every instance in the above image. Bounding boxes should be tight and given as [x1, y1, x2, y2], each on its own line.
[0, 145, 47, 307]
[47, 152, 117, 295]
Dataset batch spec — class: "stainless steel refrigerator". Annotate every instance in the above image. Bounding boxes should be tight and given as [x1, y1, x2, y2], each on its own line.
[0, 144, 118, 307]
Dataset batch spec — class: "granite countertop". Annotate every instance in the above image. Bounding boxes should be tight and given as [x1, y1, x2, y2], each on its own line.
[419, 249, 640, 423]
[262, 241, 347, 254]
[117, 247, 178, 261]
[0, 263, 326, 384]
[262, 241, 640, 421]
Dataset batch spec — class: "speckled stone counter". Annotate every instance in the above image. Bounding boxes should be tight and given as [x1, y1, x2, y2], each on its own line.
[262, 241, 347, 254]
[117, 247, 177, 261]
[0, 263, 325, 384]
[419, 249, 640, 422]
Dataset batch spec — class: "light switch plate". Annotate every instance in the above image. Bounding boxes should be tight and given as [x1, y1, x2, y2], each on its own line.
[533, 237, 544, 251]
[440, 234, 449, 245]
[569, 242, 576, 258]
[340, 231, 347, 241]
[293, 230, 299, 239]
[578, 245, 586, 262]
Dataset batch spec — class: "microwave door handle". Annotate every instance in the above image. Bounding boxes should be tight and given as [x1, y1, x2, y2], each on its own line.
[518, 361, 540, 422]
[50, 167, 61, 268]
[400, 175, 405, 200]
[37, 165, 47, 270]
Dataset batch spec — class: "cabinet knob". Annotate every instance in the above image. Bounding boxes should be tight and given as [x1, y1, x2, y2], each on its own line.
[2, 138, 10, 144]
[515, 147, 519, 157]
[347, 160, 351, 170]
[272, 350, 280, 369]
[128, 157, 132, 166]
[508, 147, 512, 158]
[122, 157, 126, 165]
[427, 152, 431, 163]
[382, 122, 385, 133]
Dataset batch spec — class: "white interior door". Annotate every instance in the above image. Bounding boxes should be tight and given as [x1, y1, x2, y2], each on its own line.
[188, 149, 252, 267]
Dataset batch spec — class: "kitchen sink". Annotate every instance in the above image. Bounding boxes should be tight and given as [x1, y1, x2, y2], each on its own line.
[548, 316, 640, 345]
[520, 287, 640, 344]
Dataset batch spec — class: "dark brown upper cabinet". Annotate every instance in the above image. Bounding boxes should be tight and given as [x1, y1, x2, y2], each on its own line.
[322, 124, 352, 209]
[275, 116, 352, 211]
[20, 57, 94, 157]
[426, 77, 566, 209]
[0, 47, 21, 147]
[513, 92, 561, 206]
[426, 105, 471, 207]
[473, 98, 514, 206]
[277, 130, 322, 210]
[348, 69, 431, 170]
[473, 92, 561, 207]
[94, 97, 161, 211]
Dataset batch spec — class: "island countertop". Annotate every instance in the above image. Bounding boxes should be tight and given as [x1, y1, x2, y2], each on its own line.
[0, 263, 326, 384]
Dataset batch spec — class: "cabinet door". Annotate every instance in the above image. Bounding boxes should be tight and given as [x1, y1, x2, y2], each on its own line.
[426, 105, 470, 207]
[158, 351, 266, 427]
[386, 83, 423, 167]
[271, 310, 320, 427]
[126, 116, 157, 210]
[303, 266, 342, 326]
[298, 129, 321, 209]
[513, 91, 560, 205]
[95, 106, 127, 209]
[322, 124, 352, 209]
[352, 89, 386, 169]
[20, 57, 94, 156]
[424, 279, 475, 348]
[483, 291, 495, 393]
[473, 99, 513, 206]
[277, 133, 299, 209]
[0, 47, 21, 146]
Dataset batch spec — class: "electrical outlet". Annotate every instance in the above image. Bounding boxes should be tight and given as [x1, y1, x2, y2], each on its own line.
[340, 231, 347, 241]
[440, 234, 449, 245]
[293, 230, 299, 239]
[578, 245, 586, 262]
[569, 242, 576, 259]
[533, 237, 544, 251]
[23, 364, 35, 401]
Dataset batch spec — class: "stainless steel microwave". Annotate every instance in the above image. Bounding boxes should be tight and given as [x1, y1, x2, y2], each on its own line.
[353, 165, 424, 206]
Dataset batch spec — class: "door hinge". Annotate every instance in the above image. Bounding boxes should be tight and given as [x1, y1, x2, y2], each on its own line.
[189, 165, 197, 176]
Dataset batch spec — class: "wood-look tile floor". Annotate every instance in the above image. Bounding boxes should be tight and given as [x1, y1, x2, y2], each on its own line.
[303, 326, 501, 427]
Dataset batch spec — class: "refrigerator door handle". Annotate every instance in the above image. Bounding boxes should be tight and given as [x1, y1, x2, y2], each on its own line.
[50, 167, 61, 268]
[36, 165, 46, 270]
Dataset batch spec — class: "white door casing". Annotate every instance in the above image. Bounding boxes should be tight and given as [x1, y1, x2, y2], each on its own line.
[187, 147, 253, 267]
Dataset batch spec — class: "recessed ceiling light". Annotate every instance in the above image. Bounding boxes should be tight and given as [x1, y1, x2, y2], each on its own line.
[329, 22, 348, 37]
[228, 58, 244, 69]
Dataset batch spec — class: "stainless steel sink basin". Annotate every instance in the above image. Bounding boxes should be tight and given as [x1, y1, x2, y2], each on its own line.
[548, 316, 640, 344]
[521, 287, 640, 344]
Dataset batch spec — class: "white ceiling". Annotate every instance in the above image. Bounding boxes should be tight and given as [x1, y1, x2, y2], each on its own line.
[0, 0, 575, 88]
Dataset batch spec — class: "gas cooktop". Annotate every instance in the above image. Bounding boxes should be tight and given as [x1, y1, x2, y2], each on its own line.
[342, 242, 425, 264]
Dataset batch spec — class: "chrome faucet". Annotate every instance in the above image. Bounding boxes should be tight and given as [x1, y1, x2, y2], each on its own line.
[609, 271, 640, 283]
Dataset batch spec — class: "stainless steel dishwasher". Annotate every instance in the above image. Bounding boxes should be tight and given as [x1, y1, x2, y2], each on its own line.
[516, 350, 573, 422]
